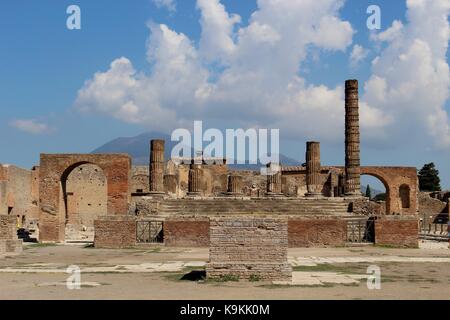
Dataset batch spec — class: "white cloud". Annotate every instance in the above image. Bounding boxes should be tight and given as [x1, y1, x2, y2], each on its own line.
[350, 44, 369, 68]
[81, 0, 450, 147]
[362, 0, 450, 147]
[152, 0, 176, 12]
[196, 0, 241, 62]
[10, 119, 50, 135]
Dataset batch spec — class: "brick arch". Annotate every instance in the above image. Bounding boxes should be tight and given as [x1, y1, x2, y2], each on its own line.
[360, 171, 391, 214]
[361, 167, 418, 215]
[39, 154, 131, 242]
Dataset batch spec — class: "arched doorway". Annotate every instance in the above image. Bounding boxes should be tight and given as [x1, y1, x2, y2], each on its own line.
[361, 173, 390, 215]
[62, 163, 107, 242]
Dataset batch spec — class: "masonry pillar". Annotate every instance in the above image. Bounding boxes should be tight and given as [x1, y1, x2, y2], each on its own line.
[344, 79, 361, 196]
[266, 163, 282, 196]
[227, 174, 242, 195]
[149, 139, 165, 194]
[306, 141, 322, 197]
[188, 163, 202, 196]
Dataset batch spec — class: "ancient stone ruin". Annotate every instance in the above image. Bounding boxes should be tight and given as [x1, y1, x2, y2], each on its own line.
[1, 79, 440, 268]
[206, 216, 292, 281]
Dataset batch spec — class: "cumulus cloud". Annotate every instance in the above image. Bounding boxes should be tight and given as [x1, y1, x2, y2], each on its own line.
[350, 44, 369, 68]
[363, 0, 450, 147]
[75, 0, 450, 150]
[10, 119, 51, 134]
[152, 0, 176, 12]
[75, 0, 355, 142]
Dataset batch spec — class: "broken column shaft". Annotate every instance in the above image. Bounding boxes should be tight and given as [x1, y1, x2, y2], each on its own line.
[306, 141, 322, 197]
[188, 163, 202, 196]
[227, 174, 242, 195]
[149, 139, 165, 194]
[266, 163, 282, 195]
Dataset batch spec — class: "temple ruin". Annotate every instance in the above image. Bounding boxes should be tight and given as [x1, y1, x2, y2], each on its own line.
[2, 79, 445, 256]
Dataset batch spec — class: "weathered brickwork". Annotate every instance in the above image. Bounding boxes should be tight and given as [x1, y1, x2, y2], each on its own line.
[164, 217, 210, 247]
[374, 216, 419, 248]
[0, 215, 22, 254]
[206, 217, 292, 281]
[288, 217, 347, 247]
[94, 216, 136, 249]
[39, 154, 131, 242]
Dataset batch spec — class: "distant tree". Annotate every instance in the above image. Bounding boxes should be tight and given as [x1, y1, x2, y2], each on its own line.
[374, 193, 386, 201]
[418, 163, 441, 192]
[365, 184, 372, 199]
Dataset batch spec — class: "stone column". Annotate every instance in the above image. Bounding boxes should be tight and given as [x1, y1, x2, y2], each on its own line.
[266, 163, 282, 196]
[344, 79, 361, 196]
[227, 174, 242, 195]
[306, 141, 322, 197]
[188, 163, 202, 196]
[149, 139, 165, 194]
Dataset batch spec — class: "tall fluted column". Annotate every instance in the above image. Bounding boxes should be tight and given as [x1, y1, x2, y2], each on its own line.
[188, 163, 202, 196]
[149, 139, 165, 194]
[266, 163, 282, 196]
[344, 79, 361, 196]
[227, 174, 242, 195]
[306, 141, 322, 197]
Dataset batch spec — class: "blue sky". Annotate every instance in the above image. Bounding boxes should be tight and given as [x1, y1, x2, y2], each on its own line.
[0, 0, 449, 189]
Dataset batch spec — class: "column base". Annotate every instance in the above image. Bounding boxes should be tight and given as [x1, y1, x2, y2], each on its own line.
[187, 192, 202, 197]
[305, 192, 324, 198]
[266, 192, 284, 197]
[225, 192, 243, 197]
[344, 191, 363, 198]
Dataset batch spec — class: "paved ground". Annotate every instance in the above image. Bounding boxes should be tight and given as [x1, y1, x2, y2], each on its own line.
[0, 241, 449, 300]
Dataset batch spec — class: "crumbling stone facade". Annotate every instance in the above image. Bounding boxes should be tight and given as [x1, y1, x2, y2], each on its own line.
[0, 215, 22, 254]
[39, 154, 131, 242]
[206, 216, 292, 281]
[0, 79, 424, 250]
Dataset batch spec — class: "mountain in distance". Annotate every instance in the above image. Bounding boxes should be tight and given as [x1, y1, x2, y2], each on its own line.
[92, 131, 302, 168]
[94, 133, 384, 194]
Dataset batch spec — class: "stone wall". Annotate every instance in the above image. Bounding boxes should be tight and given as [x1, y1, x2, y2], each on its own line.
[374, 216, 419, 248]
[0, 215, 23, 254]
[164, 216, 210, 247]
[288, 216, 347, 247]
[131, 166, 149, 193]
[94, 216, 136, 249]
[65, 164, 107, 241]
[206, 216, 292, 281]
[0, 165, 34, 227]
[39, 154, 131, 242]
[352, 198, 385, 215]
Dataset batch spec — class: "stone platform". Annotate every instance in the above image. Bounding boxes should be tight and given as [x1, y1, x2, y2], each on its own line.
[206, 216, 292, 281]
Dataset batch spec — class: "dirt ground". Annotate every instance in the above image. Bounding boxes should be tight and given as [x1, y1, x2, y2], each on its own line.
[0, 242, 449, 300]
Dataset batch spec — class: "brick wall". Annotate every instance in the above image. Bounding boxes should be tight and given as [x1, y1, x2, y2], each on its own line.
[0, 215, 22, 254]
[206, 216, 292, 281]
[288, 217, 347, 247]
[164, 216, 209, 247]
[94, 216, 136, 249]
[375, 216, 419, 248]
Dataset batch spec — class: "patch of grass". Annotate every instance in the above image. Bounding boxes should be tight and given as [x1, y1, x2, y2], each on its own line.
[249, 274, 261, 282]
[260, 283, 336, 289]
[24, 243, 57, 249]
[211, 274, 240, 282]
[293, 264, 366, 274]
